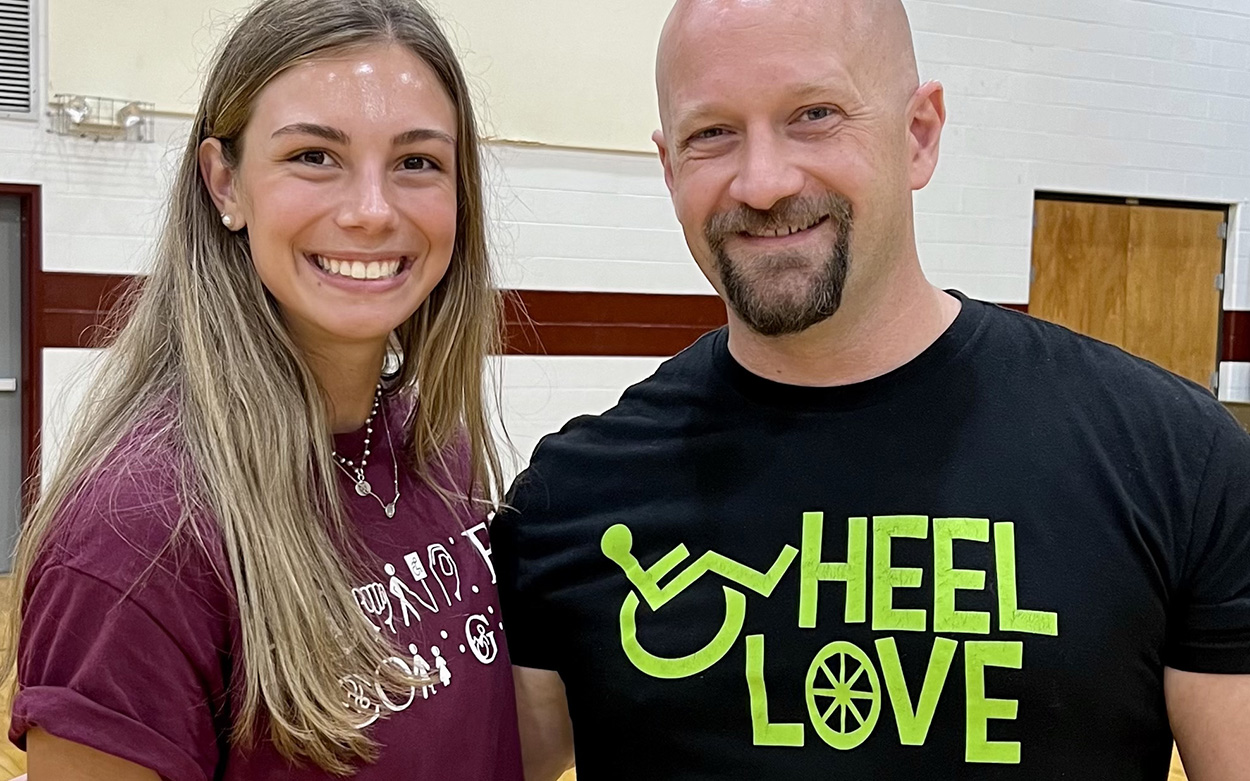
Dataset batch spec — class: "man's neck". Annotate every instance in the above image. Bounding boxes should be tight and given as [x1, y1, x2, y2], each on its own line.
[725, 268, 961, 388]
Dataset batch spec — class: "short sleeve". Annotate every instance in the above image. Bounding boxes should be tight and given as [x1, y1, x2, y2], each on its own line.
[493, 471, 561, 672]
[10, 564, 221, 781]
[1165, 416, 1250, 673]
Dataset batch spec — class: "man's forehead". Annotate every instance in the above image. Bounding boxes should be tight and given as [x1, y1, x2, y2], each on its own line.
[666, 0, 862, 31]
[659, 1, 866, 108]
[661, 0, 867, 52]
[657, 0, 917, 123]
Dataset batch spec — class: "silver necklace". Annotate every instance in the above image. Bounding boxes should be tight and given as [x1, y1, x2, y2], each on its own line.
[332, 383, 401, 518]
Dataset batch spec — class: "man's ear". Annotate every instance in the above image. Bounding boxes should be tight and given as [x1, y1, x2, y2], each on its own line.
[198, 137, 246, 230]
[907, 80, 946, 191]
[653, 129, 676, 195]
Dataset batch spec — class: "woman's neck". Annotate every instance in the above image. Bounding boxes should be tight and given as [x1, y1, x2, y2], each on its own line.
[300, 340, 389, 434]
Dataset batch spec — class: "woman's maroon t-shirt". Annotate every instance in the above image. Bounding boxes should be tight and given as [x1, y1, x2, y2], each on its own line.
[10, 399, 523, 780]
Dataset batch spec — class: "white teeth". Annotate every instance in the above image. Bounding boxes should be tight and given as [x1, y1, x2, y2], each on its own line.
[312, 255, 405, 280]
[751, 219, 822, 239]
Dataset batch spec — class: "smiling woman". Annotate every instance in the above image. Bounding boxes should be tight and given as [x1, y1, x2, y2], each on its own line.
[3, 1, 521, 779]
[199, 42, 463, 413]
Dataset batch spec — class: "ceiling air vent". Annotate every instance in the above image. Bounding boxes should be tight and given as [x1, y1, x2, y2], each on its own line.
[0, 0, 33, 116]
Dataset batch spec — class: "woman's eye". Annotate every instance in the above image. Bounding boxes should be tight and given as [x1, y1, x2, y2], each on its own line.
[402, 156, 438, 171]
[295, 150, 329, 166]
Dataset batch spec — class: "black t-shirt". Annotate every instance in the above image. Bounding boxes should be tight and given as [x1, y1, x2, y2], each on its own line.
[493, 293, 1250, 780]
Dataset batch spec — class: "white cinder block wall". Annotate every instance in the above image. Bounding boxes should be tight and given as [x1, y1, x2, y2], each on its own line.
[905, 0, 1250, 401]
[6, 0, 1250, 480]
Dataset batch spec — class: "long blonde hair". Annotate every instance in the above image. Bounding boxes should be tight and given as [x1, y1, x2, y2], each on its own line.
[5, 0, 502, 772]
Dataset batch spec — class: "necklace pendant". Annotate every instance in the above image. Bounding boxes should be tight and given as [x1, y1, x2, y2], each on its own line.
[385, 502, 396, 519]
[355, 479, 372, 497]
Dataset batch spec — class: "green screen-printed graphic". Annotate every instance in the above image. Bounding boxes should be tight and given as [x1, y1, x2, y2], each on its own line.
[965, 641, 1024, 764]
[746, 635, 805, 746]
[604, 515, 1057, 765]
[994, 524, 1059, 636]
[620, 588, 747, 679]
[805, 641, 882, 750]
[603, 524, 797, 678]
[799, 512, 867, 628]
[876, 636, 958, 745]
[934, 519, 992, 634]
[873, 516, 929, 632]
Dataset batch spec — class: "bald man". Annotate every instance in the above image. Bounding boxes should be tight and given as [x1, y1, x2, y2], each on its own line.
[493, 1, 1250, 779]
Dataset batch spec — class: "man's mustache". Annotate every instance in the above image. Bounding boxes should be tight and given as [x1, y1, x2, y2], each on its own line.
[705, 194, 853, 248]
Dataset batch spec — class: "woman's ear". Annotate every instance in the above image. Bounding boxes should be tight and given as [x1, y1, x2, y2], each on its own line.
[198, 138, 246, 231]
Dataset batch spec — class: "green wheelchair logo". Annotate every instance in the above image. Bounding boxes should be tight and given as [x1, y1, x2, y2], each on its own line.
[600, 523, 798, 679]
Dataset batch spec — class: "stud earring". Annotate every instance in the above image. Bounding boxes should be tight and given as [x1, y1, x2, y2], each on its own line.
[221, 214, 234, 228]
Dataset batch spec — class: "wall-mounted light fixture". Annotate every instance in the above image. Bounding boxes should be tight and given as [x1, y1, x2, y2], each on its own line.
[49, 94, 155, 142]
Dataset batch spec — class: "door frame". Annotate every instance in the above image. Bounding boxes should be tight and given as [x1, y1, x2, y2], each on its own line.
[0, 183, 41, 511]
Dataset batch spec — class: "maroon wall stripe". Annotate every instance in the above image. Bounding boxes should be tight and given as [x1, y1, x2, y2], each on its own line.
[19, 265, 1247, 502]
[34, 275, 1044, 356]
[35, 272, 138, 349]
[502, 289, 727, 356]
[504, 289, 728, 328]
[32, 274, 734, 355]
[40, 272, 1250, 364]
[1226, 310, 1250, 363]
[504, 322, 724, 357]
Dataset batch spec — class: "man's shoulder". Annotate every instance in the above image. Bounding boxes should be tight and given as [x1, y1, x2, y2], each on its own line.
[506, 329, 723, 507]
[540, 328, 720, 441]
[976, 299, 1230, 434]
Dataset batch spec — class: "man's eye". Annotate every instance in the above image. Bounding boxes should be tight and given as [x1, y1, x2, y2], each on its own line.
[802, 107, 837, 122]
[691, 127, 727, 142]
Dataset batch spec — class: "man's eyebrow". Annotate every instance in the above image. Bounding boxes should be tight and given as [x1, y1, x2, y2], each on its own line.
[271, 123, 349, 144]
[789, 82, 843, 101]
[672, 78, 861, 136]
[671, 104, 722, 135]
[393, 128, 456, 147]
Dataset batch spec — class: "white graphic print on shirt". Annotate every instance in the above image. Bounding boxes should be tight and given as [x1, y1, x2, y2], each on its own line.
[341, 527, 502, 728]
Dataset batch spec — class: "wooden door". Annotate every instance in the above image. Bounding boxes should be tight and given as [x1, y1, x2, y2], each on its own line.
[1030, 200, 1131, 351]
[1123, 206, 1226, 388]
[1030, 199, 1225, 389]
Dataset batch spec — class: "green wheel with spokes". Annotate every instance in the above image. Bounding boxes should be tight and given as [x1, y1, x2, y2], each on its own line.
[805, 641, 881, 750]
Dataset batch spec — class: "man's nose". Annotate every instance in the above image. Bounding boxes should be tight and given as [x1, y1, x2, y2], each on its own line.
[727, 132, 805, 212]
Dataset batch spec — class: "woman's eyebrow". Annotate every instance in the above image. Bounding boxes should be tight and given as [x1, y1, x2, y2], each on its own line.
[271, 122, 349, 143]
[393, 128, 456, 146]
[268, 124, 456, 148]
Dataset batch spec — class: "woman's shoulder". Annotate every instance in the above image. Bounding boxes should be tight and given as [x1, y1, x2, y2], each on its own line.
[15, 427, 238, 781]
[37, 425, 229, 601]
